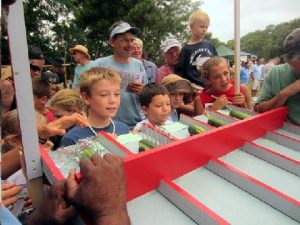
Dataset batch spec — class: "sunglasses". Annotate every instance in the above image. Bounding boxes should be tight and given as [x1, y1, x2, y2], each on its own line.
[30, 64, 42, 72]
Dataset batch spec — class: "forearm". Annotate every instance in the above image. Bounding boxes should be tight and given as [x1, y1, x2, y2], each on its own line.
[255, 91, 288, 112]
[2, 146, 21, 179]
[178, 103, 194, 116]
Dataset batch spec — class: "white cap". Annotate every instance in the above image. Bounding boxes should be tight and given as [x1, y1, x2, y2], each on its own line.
[160, 38, 181, 53]
[110, 22, 140, 38]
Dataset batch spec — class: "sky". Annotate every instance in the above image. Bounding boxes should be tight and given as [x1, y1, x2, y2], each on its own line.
[201, 0, 300, 42]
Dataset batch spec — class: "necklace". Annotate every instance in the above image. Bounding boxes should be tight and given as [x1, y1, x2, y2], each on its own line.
[88, 118, 116, 136]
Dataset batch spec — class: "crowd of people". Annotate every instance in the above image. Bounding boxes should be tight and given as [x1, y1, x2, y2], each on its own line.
[1, 2, 300, 224]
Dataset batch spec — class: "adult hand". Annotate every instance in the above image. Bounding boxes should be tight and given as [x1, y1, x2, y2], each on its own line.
[27, 181, 77, 225]
[127, 82, 144, 95]
[66, 154, 130, 225]
[212, 95, 228, 110]
[38, 113, 89, 139]
[1, 182, 22, 207]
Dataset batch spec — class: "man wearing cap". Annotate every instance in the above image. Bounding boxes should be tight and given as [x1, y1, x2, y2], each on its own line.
[255, 28, 300, 125]
[95, 21, 147, 129]
[69, 44, 96, 89]
[156, 38, 181, 84]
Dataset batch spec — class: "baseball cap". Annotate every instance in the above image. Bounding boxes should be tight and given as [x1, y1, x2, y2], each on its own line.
[28, 45, 44, 60]
[110, 22, 140, 38]
[41, 71, 60, 84]
[284, 28, 300, 53]
[160, 38, 181, 53]
[69, 45, 91, 59]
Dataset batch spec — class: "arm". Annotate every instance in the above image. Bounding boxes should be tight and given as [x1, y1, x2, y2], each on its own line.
[66, 154, 130, 225]
[38, 113, 89, 139]
[194, 96, 205, 115]
[255, 79, 300, 112]
[2, 145, 22, 179]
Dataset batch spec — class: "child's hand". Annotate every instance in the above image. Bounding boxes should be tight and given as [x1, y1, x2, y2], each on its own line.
[233, 93, 246, 107]
[1, 182, 22, 207]
[212, 95, 228, 110]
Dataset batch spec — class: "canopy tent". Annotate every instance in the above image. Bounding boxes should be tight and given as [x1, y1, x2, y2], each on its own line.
[216, 45, 234, 57]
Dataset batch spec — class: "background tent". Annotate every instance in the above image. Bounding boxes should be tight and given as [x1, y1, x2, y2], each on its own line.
[216, 45, 234, 57]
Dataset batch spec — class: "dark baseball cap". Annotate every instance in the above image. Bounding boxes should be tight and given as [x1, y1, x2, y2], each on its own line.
[41, 71, 60, 84]
[28, 45, 44, 60]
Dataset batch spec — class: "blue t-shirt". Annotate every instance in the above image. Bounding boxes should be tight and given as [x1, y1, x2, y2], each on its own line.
[175, 40, 218, 87]
[72, 60, 97, 88]
[94, 56, 148, 129]
[61, 120, 129, 147]
[240, 67, 249, 84]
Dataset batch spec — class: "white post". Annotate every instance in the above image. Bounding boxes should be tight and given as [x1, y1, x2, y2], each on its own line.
[234, 0, 240, 94]
[7, 1, 43, 180]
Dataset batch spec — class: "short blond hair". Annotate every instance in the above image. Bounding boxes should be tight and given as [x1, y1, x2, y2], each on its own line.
[80, 67, 121, 97]
[133, 37, 143, 48]
[49, 89, 86, 113]
[189, 10, 210, 26]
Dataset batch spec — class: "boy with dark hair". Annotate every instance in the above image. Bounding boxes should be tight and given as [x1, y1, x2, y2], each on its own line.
[32, 76, 55, 122]
[133, 83, 172, 132]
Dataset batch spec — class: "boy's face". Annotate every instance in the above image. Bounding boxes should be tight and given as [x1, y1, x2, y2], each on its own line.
[190, 21, 209, 40]
[169, 92, 185, 109]
[110, 32, 135, 59]
[143, 94, 171, 126]
[33, 95, 48, 113]
[207, 61, 231, 93]
[83, 79, 121, 119]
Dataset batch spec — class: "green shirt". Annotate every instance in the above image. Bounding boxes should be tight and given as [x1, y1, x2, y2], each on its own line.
[257, 63, 300, 125]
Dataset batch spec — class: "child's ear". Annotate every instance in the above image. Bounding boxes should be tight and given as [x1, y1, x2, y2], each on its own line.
[41, 96, 48, 104]
[5, 135, 20, 147]
[142, 106, 149, 116]
[81, 92, 90, 106]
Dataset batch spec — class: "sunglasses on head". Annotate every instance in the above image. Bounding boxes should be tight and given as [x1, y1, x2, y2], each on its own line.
[30, 64, 42, 72]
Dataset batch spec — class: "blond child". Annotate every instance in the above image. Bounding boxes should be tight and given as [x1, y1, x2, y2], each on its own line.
[133, 83, 172, 132]
[175, 10, 218, 87]
[61, 67, 129, 147]
[48, 89, 86, 119]
[194, 56, 251, 115]
[162, 74, 194, 121]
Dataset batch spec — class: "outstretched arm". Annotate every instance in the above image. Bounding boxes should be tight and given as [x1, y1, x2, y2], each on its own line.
[255, 79, 300, 112]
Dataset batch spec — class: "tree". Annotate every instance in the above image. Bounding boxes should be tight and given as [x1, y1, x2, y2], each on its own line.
[226, 18, 300, 60]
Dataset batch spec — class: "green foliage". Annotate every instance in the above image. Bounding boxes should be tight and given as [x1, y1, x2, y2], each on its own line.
[2, 1, 299, 69]
[226, 18, 300, 60]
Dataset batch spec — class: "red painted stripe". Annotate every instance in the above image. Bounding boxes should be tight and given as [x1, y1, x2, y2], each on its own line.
[39, 145, 64, 181]
[270, 130, 300, 143]
[213, 158, 300, 206]
[245, 141, 300, 165]
[100, 131, 134, 156]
